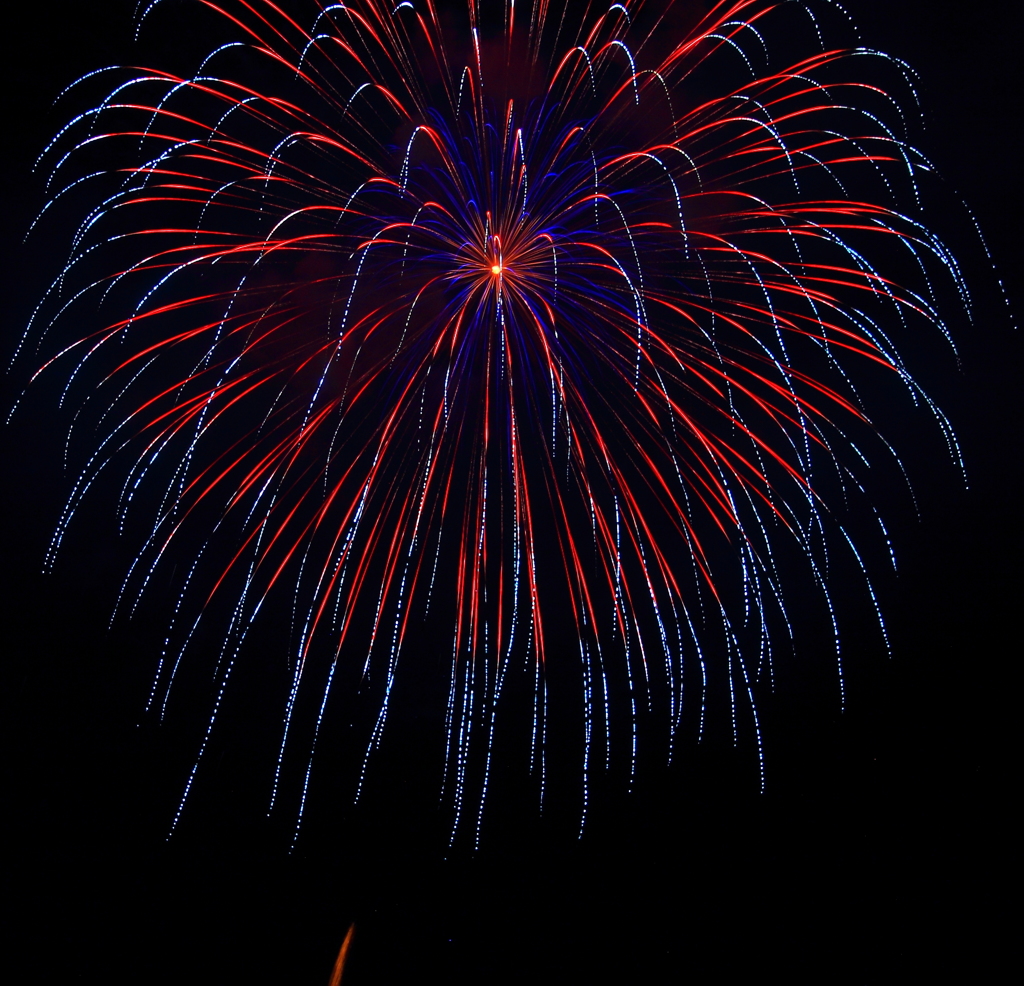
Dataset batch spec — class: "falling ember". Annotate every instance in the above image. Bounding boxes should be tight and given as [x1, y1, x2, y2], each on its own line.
[327, 924, 355, 986]
[19, 0, 966, 847]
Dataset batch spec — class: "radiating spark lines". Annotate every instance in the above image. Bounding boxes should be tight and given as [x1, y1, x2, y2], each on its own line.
[18, 0, 966, 846]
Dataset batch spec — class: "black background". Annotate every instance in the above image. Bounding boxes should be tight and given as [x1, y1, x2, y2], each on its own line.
[2, 2, 1019, 982]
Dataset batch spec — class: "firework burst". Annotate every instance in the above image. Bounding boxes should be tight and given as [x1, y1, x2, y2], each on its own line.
[18, 0, 965, 845]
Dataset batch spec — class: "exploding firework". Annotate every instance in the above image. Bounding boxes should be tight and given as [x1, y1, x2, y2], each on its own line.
[17, 0, 966, 844]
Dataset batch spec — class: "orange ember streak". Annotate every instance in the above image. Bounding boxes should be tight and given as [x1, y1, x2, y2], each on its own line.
[328, 924, 355, 986]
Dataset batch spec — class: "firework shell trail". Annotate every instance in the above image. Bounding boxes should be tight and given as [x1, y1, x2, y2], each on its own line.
[17, 0, 968, 845]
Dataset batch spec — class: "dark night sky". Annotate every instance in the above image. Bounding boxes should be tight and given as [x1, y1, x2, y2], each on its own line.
[2, 2, 1020, 983]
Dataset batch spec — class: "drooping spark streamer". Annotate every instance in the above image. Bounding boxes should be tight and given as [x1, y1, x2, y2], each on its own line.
[18, 0, 967, 845]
